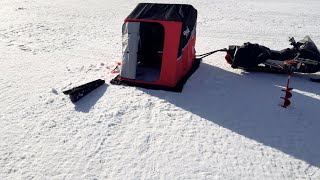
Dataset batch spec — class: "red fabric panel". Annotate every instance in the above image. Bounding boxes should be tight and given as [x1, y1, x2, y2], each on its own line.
[158, 21, 181, 87]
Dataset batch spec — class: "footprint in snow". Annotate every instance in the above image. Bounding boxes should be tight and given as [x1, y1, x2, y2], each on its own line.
[51, 88, 58, 95]
[18, 44, 31, 52]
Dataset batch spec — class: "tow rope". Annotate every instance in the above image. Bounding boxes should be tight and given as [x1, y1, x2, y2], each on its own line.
[195, 48, 228, 59]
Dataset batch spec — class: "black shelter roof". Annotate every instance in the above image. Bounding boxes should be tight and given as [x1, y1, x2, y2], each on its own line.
[126, 3, 198, 58]
[126, 3, 197, 23]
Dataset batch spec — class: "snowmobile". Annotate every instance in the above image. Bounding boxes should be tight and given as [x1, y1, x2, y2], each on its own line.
[223, 36, 320, 74]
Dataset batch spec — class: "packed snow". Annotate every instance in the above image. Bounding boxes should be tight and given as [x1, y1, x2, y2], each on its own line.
[1, 0, 320, 179]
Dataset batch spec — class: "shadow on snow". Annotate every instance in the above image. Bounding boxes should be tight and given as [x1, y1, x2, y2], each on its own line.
[142, 62, 320, 167]
[74, 84, 108, 113]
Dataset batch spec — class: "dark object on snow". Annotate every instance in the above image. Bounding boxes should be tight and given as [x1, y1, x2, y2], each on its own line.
[225, 36, 320, 74]
[310, 78, 320, 83]
[114, 3, 198, 91]
[63, 79, 105, 103]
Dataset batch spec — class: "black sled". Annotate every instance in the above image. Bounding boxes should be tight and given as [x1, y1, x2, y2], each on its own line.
[63, 79, 105, 103]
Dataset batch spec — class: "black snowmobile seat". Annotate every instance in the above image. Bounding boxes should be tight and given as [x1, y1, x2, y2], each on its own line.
[269, 49, 296, 61]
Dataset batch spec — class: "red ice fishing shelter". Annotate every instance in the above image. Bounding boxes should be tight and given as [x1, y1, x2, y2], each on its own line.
[111, 3, 198, 92]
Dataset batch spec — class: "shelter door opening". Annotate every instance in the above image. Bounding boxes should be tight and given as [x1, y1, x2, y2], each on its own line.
[137, 22, 164, 82]
[121, 22, 164, 82]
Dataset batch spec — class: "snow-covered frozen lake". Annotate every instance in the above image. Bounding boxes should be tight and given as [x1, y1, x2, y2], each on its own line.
[1, 0, 320, 179]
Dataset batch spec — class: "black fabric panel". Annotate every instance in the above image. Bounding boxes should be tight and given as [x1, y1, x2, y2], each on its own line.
[138, 22, 164, 66]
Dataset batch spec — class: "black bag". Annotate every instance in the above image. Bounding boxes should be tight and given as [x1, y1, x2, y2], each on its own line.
[230, 42, 272, 68]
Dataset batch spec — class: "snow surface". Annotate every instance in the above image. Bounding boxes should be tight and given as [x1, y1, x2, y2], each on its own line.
[1, 0, 320, 179]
